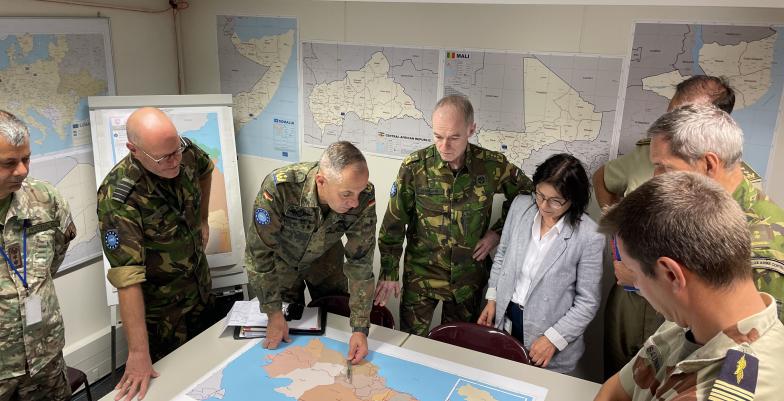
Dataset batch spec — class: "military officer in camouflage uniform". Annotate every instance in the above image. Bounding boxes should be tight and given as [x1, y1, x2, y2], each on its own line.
[245, 141, 376, 364]
[375, 95, 533, 336]
[97, 107, 217, 401]
[595, 172, 784, 401]
[647, 104, 784, 323]
[0, 110, 76, 400]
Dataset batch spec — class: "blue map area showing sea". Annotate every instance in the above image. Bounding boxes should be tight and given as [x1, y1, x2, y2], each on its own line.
[202, 336, 532, 401]
[180, 113, 225, 174]
[226, 16, 299, 162]
[689, 25, 784, 178]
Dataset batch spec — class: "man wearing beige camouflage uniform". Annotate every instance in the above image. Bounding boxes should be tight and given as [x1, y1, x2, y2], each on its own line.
[594, 171, 784, 401]
[97, 107, 216, 401]
[0, 110, 77, 400]
[375, 95, 532, 336]
[245, 141, 376, 364]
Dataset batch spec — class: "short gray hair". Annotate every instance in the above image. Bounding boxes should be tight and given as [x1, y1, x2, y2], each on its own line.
[319, 141, 367, 182]
[0, 110, 30, 146]
[434, 95, 474, 126]
[647, 104, 743, 167]
[598, 171, 751, 288]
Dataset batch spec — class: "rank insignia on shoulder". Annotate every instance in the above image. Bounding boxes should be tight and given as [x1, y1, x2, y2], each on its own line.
[708, 349, 758, 401]
[390, 182, 397, 197]
[255, 208, 271, 225]
[262, 191, 274, 202]
[104, 230, 120, 251]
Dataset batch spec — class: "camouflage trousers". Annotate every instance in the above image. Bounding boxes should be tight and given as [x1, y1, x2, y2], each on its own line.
[603, 285, 664, 379]
[0, 352, 70, 401]
[280, 242, 349, 305]
[145, 294, 220, 362]
[400, 286, 483, 337]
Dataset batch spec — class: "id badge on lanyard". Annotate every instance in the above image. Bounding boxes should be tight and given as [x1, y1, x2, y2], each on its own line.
[1, 223, 42, 326]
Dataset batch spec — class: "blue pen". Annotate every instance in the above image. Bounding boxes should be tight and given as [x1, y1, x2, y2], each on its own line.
[612, 236, 639, 293]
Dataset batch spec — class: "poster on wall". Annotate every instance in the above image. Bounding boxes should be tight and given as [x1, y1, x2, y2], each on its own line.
[217, 15, 299, 163]
[618, 22, 784, 184]
[0, 17, 116, 273]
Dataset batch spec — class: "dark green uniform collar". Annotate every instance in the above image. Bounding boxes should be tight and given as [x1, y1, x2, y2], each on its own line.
[299, 163, 321, 208]
[430, 143, 474, 172]
[4, 180, 32, 223]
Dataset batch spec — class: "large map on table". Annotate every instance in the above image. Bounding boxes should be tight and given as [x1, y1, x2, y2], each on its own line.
[620, 23, 784, 181]
[444, 50, 623, 175]
[217, 15, 299, 162]
[302, 42, 439, 158]
[177, 335, 546, 401]
[0, 17, 115, 272]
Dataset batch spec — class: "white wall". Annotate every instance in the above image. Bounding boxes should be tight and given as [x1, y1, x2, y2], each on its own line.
[0, 0, 179, 383]
[180, 0, 784, 382]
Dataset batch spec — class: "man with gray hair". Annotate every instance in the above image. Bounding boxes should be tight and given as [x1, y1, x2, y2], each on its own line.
[593, 171, 784, 401]
[647, 104, 783, 324]
[0, 110, 77, 400]
[245, 141, 376, 363]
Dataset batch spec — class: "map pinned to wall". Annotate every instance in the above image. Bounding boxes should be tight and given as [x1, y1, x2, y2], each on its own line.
[444, 50, 623, 175]
[620, 23, 784, 180]
[302, 42, 439, 158]
[0, 17, 115, 272]
[176, 334, 547, 401]
[217, 15, 299, 162]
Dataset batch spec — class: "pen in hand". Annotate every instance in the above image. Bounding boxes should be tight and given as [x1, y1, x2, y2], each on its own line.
[346, 359, 352, 383]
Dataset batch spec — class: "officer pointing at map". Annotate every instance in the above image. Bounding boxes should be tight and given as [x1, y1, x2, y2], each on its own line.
[244, 141, 376, 364]
[97, 107, 219, 401]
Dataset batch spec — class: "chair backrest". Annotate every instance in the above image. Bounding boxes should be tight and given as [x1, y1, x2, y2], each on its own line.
[427, 321, 531, 365]
[307, 295, 395, 329]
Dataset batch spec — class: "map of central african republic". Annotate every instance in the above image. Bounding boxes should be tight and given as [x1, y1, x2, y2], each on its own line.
[176, 335, 546, 401]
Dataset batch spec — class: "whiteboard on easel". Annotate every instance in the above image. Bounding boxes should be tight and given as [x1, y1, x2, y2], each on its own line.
[88, 94, 246, 307]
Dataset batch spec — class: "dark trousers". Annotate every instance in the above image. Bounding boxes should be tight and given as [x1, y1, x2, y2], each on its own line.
[506, 301, 525, 343]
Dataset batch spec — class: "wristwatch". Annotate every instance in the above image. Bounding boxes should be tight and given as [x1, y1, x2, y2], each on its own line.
[352, 326, 369, 336]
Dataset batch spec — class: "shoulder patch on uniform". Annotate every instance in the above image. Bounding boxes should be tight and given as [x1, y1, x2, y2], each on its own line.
[255, 208, 271, 225]
[273, 169, 307, 185]
[751, 257, 784, 275]
[111, 177, 137, 203]
[390, 182, 398, 197]
[708, 349, 758, 401]
[262, 191, 274, 202]
[104, 229, 120, 250]
[402, 152, 420, 165]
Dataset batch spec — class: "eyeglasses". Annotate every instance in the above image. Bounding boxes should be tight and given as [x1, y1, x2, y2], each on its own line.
[132, 137, 187, 164]
[533, 190, 567, 209]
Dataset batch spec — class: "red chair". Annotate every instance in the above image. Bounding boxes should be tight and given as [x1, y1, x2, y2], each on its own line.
[308, 295, 395, 329]
[427, 321, 531, 365]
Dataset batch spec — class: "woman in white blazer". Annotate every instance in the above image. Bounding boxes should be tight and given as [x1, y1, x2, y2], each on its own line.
[478, 153, 604, 374]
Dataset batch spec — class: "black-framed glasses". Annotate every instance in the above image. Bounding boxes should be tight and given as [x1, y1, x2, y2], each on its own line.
[132, 137, 187, 164]
[533, 190, 567, 209]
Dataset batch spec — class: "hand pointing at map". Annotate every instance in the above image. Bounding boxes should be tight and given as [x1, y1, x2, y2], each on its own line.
[347, 332, 369, 364]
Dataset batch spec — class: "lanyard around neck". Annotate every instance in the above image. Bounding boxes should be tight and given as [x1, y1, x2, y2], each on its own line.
[0, 224, 28, 290]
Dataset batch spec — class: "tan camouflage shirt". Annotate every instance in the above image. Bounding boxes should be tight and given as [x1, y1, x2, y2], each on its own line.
[619, 293, 784, 401]
[244, 162, 376, 328]
[0, 178, 75, 379]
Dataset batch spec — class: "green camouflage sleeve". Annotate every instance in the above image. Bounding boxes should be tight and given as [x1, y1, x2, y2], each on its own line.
[244, 175, 285, 314]
[189, 140, 215, 178]
[490, 159, 533, 233]
[343, 186, 377, 328]
[50, 185, 77, 275]
[97, 198, 147, 289]
[377, 162, 416, 281]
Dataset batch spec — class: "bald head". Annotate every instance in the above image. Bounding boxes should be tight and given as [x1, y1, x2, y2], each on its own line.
[126, 107, 178, 148]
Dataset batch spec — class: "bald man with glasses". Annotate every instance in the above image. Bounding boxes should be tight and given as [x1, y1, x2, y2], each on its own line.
[97, 107, 218, 401]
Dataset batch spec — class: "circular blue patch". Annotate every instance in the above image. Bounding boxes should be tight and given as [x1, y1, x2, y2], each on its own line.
[390, 182, 398, 197]
[104, 229, 120, 250]
[255, 208, 271, 225]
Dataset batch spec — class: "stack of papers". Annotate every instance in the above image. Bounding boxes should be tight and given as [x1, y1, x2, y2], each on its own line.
[224, 299, 324, 339]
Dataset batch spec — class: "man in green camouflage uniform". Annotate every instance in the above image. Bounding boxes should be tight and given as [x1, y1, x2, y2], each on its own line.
[376, 95, 533, 336]
[647, 104, 784, 323]
[598, 76, 740, 378]
[245, 141, 376, 364]
[97, 107, 216, 401]
[594, 172, 784, 401]
[0, 110, 76, 401]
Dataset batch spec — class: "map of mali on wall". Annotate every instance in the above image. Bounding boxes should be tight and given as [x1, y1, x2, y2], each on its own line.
[217, 15, 299, 162]
[620, 23, 784, 180]
[0, 18, 115, 272]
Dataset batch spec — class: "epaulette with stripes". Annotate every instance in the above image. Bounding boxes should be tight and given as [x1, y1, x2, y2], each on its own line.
[111, 177, 137, 203]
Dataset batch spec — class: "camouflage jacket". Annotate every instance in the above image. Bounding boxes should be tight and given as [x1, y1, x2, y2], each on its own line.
[0, 178, 76, 379]
[97, 139, 213, 314]
[733, 177, 784, 322]
[378, 143, 533, 303]
[619, 294, 784, 400]
[244, 162, 376, 328]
